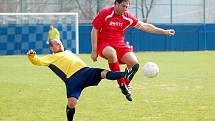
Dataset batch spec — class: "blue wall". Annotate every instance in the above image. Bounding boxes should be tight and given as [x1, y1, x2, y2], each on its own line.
[0, 24, 76, 55]
[79, 24, 215, 53]
[0, 23, 215, 55]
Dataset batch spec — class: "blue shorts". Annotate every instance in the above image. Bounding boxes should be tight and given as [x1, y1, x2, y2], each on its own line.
[65, 67, 103, 99]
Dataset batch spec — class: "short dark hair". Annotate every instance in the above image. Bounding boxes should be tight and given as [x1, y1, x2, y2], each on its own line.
[114, 0, 130, 5]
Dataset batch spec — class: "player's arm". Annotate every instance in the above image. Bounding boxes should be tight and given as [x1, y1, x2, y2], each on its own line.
[90, 8, 107, 62]
[91, 27, 99, 62]
[134, 21, 175, 35]
[27, 49, 51, 66]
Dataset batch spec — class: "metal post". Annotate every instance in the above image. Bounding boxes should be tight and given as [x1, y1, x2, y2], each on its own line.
[20, 0, 23, 13]
[61, 0, 64, 12]
[203, 0, 206, 50]
[170, 0, 173, 24]
[203, 0, 206, 23]
[136, 0, 138, 18]
[97, 0, 104, 13]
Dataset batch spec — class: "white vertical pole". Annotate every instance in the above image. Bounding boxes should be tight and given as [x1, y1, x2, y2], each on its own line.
[75, 13, 79, 54]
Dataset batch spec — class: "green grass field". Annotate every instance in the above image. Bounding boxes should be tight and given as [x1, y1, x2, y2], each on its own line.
[1, 51, 215, 121]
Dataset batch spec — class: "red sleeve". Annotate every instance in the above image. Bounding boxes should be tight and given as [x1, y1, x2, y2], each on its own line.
[92, 8, 107, 30]
[127, 12, 138, 26]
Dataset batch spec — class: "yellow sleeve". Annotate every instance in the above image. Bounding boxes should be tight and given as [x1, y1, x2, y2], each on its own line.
[27, 54, 55, 66]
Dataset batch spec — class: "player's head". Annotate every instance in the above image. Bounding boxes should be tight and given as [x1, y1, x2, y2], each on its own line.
[50, 25, 54, 29]
[114, 0, 130, 15]
[49, 39, 64, 53]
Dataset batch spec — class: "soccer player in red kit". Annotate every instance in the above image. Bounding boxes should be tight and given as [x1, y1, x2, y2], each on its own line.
[91, 0, 175, 101]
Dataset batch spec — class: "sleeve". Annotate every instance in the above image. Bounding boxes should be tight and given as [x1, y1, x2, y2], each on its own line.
[127, 13, 139, 27]
[92, 8, 107, 30]
[27, 54, 55, 66]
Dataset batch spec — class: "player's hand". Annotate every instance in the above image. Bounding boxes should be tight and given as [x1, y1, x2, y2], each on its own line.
[27, 49, 36, 55]
[164, 29, 175, 36]
[91, 50, 98, 62]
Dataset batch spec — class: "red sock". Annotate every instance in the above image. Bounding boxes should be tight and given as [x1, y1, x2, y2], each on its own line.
[109, 62, 125, 84]
[125, 78, 131, 86]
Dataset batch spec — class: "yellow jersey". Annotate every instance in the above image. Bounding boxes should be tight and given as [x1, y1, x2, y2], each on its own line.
[48, 28, 60, 41]
[28, 50, 87, 80]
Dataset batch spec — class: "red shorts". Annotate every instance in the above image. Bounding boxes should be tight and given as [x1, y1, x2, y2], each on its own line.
[97, 41, 133, 64]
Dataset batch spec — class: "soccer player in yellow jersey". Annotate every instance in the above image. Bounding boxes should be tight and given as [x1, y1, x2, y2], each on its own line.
[48, 25, 60, 41]
[27, 39, 138, 121]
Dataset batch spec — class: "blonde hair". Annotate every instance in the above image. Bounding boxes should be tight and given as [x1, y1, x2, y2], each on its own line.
[52, 39, 61, 43]
[49, 39, 64, 53]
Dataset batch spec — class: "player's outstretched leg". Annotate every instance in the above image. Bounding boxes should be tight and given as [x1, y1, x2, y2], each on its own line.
[125, 63, 139, 81]
[108, 62, 125, 85]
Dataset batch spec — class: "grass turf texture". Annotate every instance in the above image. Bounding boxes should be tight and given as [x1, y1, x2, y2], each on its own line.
[0, 51, 215, 121]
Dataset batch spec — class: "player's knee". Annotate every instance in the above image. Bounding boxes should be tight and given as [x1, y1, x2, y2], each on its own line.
[103, 48, 117, 62]
[107, 52, 117, 62]
[67, 97, 78, 108]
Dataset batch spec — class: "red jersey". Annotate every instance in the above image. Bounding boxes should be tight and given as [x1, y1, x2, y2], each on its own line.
[92, 6, 138, 44]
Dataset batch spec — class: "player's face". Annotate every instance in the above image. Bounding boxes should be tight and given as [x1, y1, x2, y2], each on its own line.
[115, 1, 129, 15]
[50, 41, 64, 53]
[50, 25, 54, 29]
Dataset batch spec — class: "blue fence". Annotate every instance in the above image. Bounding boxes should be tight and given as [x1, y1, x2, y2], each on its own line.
[0, 23, 215, 55]
[0, 24, 76, 55]
[79, 24, 215, 53]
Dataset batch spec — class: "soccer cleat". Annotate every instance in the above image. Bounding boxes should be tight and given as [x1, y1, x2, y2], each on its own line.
[125, 63, 139, 81]
[125, 93, 133, 101]
[119, 83, 132, 101]
[119, 83, 130, 95]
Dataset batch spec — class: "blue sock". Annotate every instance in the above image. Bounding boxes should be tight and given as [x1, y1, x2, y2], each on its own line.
[66, 105, 75, 121]
[106, 71, 125, 80]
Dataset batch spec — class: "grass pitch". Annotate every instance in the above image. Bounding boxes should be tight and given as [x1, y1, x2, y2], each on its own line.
[0, 51, 215, 121]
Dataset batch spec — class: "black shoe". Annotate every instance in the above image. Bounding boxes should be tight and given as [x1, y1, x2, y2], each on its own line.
[119, 83, 132, 101]
[119, 83, 130, 95]
[126, 93, 133, 101]
[125, 63, 139, 81]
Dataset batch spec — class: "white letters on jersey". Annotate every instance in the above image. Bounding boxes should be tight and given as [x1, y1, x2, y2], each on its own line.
[109, 21, 123, 27]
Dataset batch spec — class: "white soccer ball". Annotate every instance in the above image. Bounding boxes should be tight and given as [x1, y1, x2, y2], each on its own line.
[143, 62, 159, 78]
